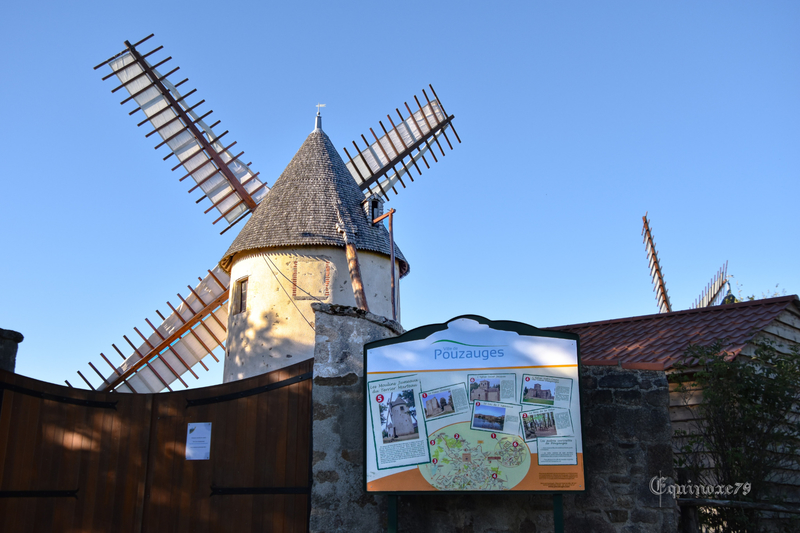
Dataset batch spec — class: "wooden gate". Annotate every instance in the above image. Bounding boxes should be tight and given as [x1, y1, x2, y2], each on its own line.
[0, 360, 312, 532]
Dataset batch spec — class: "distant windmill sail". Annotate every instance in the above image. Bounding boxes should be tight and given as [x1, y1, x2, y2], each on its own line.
[76, 265, 230, 393]
[344, 85, 460, 200]
[642, 214, 672, 313]
[691, 261, 729, 309]
[93, 35, 269, 234]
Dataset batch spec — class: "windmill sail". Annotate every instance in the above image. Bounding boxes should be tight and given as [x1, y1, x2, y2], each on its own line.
[344, 85, 460, 200]
[76, 265, 230, 393]
[691, 261, 729, 309]
[93, 35, 269, 234]
[642, 214, 672, 313]
[386, 393, 394, 436]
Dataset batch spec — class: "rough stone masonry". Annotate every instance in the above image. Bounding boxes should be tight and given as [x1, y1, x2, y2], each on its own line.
[309, 304, 678, 532]
[310, 303, 403, 532]
[0, 328, 23, 373]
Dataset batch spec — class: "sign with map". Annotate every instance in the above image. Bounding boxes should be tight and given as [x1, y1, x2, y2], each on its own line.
[364, 315, 584, 493]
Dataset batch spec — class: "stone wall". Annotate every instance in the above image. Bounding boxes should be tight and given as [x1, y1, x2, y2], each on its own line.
[310, 303, 404, 533]
[224, 247, 400, 383]
[309, 306, 679, 532]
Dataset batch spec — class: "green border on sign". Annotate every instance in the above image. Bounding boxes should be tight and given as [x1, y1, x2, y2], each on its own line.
[419, 382, 468, 424]
[467, 372, 517, 404]
[364, 314, 585, 495]
[366, 374, 432, 472]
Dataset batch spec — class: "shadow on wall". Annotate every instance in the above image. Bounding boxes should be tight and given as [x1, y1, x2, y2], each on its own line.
[0, 363, 312, 531]
[225, 303, 318, 381]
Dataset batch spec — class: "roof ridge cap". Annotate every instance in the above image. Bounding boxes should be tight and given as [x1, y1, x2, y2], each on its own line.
[547, 294, 799, 331]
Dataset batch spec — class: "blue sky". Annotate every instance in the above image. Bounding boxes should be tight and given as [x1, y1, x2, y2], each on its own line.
[2, 1, 798, 389]
[475, 404, 506, 419]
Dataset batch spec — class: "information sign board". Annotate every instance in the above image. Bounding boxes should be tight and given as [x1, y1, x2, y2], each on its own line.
[364, 315, 584, 492]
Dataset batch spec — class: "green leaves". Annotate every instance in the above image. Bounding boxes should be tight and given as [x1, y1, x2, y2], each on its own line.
[670, 340, 800, 532]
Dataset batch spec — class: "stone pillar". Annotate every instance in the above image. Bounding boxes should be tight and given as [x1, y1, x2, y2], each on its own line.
[0, 328, 23, 373]
[310, 303, 403, 533]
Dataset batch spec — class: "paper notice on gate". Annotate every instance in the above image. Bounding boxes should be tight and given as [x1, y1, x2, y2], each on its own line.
[186, 422, 212, 460]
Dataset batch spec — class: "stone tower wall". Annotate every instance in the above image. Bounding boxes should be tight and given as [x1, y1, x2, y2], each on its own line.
[224, 247, 401, 382]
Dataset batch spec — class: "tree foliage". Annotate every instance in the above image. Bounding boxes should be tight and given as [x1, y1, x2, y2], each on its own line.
[671, 340, 800, 532]
[397, 389, 417, 418]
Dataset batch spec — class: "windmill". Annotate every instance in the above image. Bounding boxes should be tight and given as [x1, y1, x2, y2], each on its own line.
[641, 213, 729, 313]
[75, 34, 459, 393]
[385, 393, 395, 439]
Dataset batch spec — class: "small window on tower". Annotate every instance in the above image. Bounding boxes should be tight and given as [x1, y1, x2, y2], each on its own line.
[363, 195, 384, 223]
[234, 277, 248, 315]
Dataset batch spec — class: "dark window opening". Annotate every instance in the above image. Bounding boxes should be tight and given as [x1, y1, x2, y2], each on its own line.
[234, 277, 248, 315]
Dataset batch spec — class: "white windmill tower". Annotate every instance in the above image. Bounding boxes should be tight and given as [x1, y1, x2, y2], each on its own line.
[76, 35, 460, 392]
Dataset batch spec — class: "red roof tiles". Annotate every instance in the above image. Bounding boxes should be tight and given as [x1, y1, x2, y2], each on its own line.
[547, 295, 799, 370]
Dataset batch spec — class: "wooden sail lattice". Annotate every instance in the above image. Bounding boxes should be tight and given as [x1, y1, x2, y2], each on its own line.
[78, 35, 462, 393]
[93, 35, 269, 234]
[343, 85, 460, 200]
[73, 266, 230, 393]
[642, 214, 672, 314]
[691, 261, 729, 309]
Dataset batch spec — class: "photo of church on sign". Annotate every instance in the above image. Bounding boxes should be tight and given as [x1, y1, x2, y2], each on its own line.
[522, 380, 556, 406]
[470, 379, 501, 402]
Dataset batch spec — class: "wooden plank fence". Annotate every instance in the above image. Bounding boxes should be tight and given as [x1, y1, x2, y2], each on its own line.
[0, 360, 312, 532]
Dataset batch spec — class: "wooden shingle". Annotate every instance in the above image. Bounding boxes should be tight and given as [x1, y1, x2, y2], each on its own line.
[220, 129, 409, 275]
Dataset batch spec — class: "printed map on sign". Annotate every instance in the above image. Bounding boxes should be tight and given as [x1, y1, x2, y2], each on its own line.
[419, 422, 530, 490]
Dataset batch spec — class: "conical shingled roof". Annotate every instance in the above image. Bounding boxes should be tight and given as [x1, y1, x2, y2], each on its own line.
[219, 128, 409, 275]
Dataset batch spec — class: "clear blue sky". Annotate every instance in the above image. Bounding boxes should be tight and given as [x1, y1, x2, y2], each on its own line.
[2, 1, 798, 390]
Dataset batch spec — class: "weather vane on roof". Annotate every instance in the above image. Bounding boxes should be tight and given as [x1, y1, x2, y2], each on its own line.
[314, 103, 326, 130]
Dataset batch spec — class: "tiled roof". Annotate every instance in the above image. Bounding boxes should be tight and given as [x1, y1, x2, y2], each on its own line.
[547, 295, 799, 370]
[220, 129, 409, 275]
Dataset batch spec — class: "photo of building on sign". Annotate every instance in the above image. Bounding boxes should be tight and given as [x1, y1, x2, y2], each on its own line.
[470, 379, 501, 402]
[522, 380, 556, 406]
[380, 390, 419, 444]
[423, 390, 455, 419]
